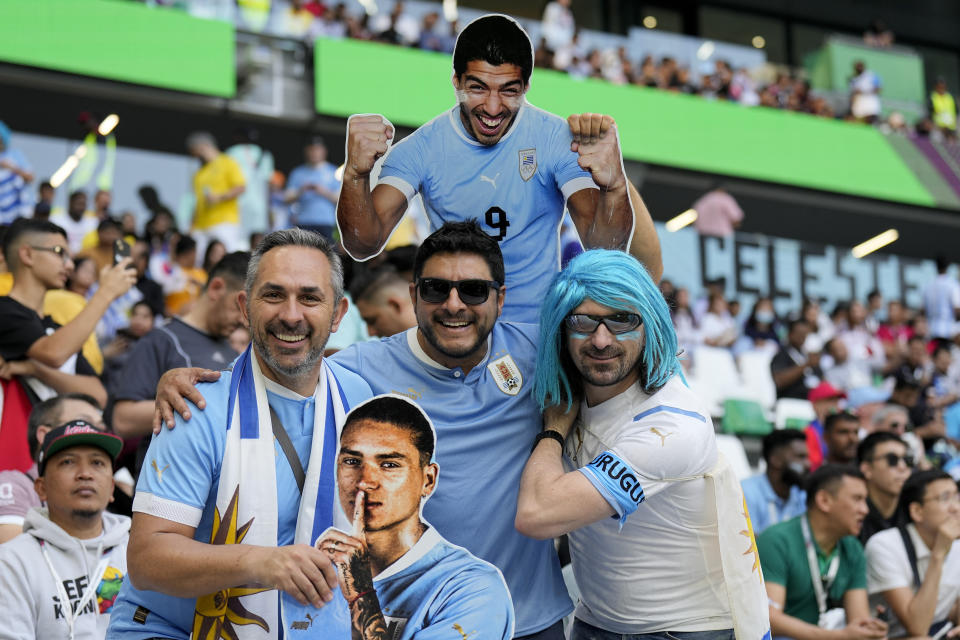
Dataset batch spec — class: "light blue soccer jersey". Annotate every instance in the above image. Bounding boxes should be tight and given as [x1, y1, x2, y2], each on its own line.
[106, 360, 371, 639]
[286, 527, 514, 640]
[331, 324, 573, 635]
[378, 103, 596, 323]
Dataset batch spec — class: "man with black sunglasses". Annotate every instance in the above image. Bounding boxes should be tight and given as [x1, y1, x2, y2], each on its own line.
[857, 432, 913, 544]
[517, 249, 769, 640]
[154, 221, 575, 640]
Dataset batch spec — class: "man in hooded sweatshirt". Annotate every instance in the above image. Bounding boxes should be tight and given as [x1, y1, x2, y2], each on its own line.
[0, 419, 128, 640]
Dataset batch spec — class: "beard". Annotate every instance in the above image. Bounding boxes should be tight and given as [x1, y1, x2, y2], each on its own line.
[419, 309, 492, 360]
[252, 318, 328, 379]
[781, 461, 807, 487]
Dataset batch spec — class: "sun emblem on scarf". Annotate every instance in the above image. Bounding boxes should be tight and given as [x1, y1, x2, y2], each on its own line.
[192, 486, 271, 640]
[739, 495, 761, 574]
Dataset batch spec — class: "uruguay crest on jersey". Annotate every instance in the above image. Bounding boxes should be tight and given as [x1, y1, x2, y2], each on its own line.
[488, 354, 523, 396]
[518, 148, 537, 181]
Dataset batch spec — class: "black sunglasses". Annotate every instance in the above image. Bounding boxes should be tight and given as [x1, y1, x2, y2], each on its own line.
[416, 278, 501, 305]
[872, 452, 915, 468]
[564, 313, 643, 335]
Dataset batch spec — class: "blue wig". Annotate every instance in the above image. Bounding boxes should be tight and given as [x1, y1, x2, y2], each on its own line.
[533, 249, 681, 410]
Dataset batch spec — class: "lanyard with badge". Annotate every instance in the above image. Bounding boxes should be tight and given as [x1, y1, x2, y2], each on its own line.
[801, 516, 845, 629]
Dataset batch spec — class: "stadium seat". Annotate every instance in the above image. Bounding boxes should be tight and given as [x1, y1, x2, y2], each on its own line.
[716, 434, 753, 480]
[774, 398, 816, 430]
[721, 398, 772, 437]
[736, 350, 777, 411]
[689, 346, 742, 417]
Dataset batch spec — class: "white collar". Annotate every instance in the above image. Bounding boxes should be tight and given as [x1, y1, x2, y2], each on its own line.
[405, 327, 492, 371]
[374, 525, 442, 582]
[262, 374, 313, 401]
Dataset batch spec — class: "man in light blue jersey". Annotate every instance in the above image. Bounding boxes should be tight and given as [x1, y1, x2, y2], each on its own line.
[156, 222, 574, 640]
[107, 229, 372, 639]
[304, 394, 513, 640]
[337, 14, 661, 323]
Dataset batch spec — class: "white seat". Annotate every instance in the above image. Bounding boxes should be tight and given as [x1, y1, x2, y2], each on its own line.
[716, 434, 753, 480]
[774, 397, 816, 430]
[737, 350, 777, 411]
[690, 346, 742, 417]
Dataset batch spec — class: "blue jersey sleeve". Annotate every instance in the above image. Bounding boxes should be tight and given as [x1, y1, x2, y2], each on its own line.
[548, 121, 595, 201]
[414, 566, 514, 640]
[379, 129, 425, 200]
[577, 450, 645, 526]
[133, 387, 227, 528]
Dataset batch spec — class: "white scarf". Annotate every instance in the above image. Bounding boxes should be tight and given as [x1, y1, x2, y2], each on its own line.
[191, 346, 351, 640]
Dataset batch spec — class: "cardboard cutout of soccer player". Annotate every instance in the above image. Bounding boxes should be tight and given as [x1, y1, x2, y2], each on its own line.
[285, 394, 514, 640]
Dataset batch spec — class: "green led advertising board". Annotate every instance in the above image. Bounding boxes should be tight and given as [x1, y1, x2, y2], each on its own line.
[0, 0, 234, 97]
[315, 38, 936, 209]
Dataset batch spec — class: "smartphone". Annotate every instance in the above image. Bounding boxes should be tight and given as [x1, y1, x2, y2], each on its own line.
[932, 622, 954, 640]
[113, 239, 131, 266]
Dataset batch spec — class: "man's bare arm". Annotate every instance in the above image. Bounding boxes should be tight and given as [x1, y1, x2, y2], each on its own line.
[27, 260, 136, 368]
[336, 115, 407, 260]
[565, 113, 662, 282]
[128, 513, 338, 607]
[113, 399, 157, 438]
[2, 358, 107, 408]
[515, 403, 615, 539]
[568, 181, 662, 282]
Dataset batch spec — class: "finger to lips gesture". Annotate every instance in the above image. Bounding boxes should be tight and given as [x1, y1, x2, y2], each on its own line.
[567, 113, 625, 191]
[316, 491, 371, 600]
[346, 115, 395, 177]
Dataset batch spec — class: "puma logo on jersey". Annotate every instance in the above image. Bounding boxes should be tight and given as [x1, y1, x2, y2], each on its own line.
[650, 427, 674, 447]
[453, 623, 478, 640]
[151, 460, 170, 482]
[479, 172, 500, 189]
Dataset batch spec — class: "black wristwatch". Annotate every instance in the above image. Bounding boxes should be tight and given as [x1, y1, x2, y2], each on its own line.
[532, 430, 565, 452]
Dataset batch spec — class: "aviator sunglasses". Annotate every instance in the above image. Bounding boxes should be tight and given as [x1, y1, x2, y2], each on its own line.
[416, 278, 501, 305]
[564, 313, 643, 335]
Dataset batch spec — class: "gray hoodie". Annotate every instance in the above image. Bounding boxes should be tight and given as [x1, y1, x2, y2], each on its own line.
[0, 507, 130, 640]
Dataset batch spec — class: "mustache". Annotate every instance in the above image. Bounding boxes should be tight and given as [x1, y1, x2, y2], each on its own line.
[581, 345, 623, 358]
[265, 320, 310, 335]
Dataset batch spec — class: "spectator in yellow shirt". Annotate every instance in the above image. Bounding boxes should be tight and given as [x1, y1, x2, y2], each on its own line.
[186, 131, 246, 258]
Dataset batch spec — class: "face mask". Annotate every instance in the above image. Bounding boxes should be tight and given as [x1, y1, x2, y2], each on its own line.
[755, 310, 775, 324]
[782, 461, 807, 487]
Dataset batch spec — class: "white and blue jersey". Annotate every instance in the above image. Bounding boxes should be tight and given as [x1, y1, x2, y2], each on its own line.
[377, 103, 596, 323]
[331, 324, 573, 635]
[288, 527, 513, 640]
[106, 359, 371, 639]
[565, 377, 733, 634]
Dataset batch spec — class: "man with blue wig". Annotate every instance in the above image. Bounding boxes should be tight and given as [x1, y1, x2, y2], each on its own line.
[516, 249, 771, 640]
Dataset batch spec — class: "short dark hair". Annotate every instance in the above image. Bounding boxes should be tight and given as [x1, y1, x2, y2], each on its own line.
[824, 410, 858, 433]
[933, 343, 951, 359]
[761, 428, 805, 464]
[245, 228, 344, 304]
[98, 218, 121, 233]
[899, 469, 953, 522]
[787, 318, 810, 334]
[453, 15, 533, 85]
[857, 431, 905, 464]
[350, 264, 407, 302]
[206, 251, 250, 292]
[27, 393, 101, 461]
[412, 220, 504, 285]
[2, 217, 68, 268]
[131, 300, 153, 315]
[805, 464, 865, 508]
[342, 395, 435, 466]
[68, 190, 86, 203]
[175, 235, 197, 256]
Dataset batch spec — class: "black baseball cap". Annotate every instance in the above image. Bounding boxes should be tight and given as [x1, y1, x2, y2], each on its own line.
[38, 420, 123, 475]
